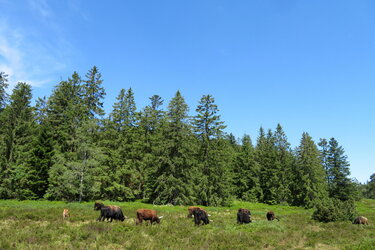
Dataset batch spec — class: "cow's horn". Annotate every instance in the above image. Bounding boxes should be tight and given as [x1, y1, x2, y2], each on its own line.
[159, 216, 164, 219]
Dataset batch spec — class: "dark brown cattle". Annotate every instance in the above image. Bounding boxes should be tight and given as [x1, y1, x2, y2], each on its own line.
[266, 211, 279, 221]
[187, 206, 203, 218]
[94, 202, 126, 222]
[136, 209, 163, 225]
[353, 216, 368, 225]
[192, 209, 209, 226]
[237, 208, 251, 224]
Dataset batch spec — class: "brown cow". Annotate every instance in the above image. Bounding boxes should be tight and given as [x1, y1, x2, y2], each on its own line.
[266, 211, 279, 221]
[187, 206, 203, 218]
[94, 202, 126, 222]
[136, 209, 163, 225]
[353, 216, 368, 225]
[62, 209, 69, 220]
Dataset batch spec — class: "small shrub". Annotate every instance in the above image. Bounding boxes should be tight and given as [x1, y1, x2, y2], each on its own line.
[312, 198, 357, 223]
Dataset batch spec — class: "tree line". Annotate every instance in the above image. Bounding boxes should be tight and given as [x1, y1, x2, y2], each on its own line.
[0, 68, 373, 207]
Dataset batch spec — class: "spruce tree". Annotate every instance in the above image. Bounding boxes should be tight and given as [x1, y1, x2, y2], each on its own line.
[291, 132, 328, 208]
[326, 138, 354, 201]
[101, 88, 140, 201]
[82, 66, 106, 119]
[193, 94, 231, 206]
[273, 124, 294, 204]
[256, 128, 279, 204]
[233, 134, 262, 201]
[150, 91, 196, 205]
[0, 82, 36, 199]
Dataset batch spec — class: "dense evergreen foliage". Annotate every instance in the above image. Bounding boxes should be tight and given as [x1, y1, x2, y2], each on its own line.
[0, 68, 367, 207]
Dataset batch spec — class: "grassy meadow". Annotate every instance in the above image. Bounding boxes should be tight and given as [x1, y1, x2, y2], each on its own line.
[0, 199, 374, 249]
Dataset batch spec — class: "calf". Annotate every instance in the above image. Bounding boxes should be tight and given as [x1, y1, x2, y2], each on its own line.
[94, 202, 125, 222]
[266, 211, 279, 221]
[62, 209, 69, 220]
[237, 208, 251, 224]
[353, 216, 368, 225]
[136, 209, 163, 225]
[192, 209, 209, 226]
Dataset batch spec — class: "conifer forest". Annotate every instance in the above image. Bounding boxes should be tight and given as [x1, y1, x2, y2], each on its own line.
[0, 68, 374, 208]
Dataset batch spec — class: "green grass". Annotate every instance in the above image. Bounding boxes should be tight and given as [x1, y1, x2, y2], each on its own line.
[0, 199, 374, 249]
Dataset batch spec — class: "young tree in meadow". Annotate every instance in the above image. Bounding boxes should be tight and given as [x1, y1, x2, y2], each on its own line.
[150, 91, 196, 205]
[0, 82, 36, 199]
[326, 138, 354, 201]
[193, 94, 232, 206]
[291, 132, 328, 208]
[233, 134, 262, 202]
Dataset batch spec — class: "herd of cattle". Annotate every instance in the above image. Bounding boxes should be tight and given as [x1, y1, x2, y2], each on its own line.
[62, 202, 369, 226]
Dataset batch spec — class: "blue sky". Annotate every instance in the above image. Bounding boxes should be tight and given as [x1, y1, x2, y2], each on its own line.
[1, 0, 374, 182]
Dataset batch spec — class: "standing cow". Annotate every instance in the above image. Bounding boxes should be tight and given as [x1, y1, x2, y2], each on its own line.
[266, 211, 279, 221]
[353, 216, 368, 225]
[136, 209, 163, 225]
[187, 206, 202, 218]
[237, 208, 251, 224]
[192, 209, 209, 226]
[94, 202, 126, 222]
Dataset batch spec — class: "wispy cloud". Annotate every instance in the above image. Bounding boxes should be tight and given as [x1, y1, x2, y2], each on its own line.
[0, 0, 74, 88]
[28, 0, 52, 19]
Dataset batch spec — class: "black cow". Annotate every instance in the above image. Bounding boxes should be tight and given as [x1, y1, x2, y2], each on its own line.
[192, 209, 209, 226]
[266, 211, 279, 221]
[237, 208, 251, 224]
[94, 202, 126, 222]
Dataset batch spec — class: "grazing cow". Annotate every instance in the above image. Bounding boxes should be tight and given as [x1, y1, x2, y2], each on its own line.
[187, 206, 202, 218]
[353, 216, 368, 225]
[237, 208, 251, 224]
[136, 209, 163, 225]
[266, 211, 279, 221]
[62, 209, 69, 220]
[94, 202, 125, 222]
[192, 209, 209, 226]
